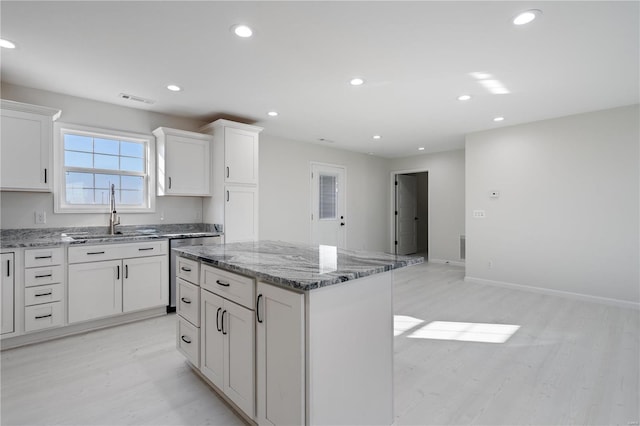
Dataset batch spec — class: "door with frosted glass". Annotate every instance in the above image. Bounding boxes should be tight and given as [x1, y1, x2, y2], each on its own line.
[310, 163, 346, 248]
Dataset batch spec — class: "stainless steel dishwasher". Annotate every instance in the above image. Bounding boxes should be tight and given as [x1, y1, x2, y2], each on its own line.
[169, 235, 221, 312]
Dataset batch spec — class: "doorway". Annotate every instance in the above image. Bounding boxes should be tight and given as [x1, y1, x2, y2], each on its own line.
[310, 162, 347, 248]
[393, 171, 428, 256]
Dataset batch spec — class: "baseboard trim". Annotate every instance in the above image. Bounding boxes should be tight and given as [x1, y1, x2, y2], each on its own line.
[464, 276, 640, 310]
[429, 258, 465, 267]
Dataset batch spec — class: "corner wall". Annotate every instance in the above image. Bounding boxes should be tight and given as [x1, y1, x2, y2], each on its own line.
[465, 105, 639, 305]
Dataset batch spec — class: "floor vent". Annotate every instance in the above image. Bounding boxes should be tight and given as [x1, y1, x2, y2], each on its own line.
[460, 235, 466, 260]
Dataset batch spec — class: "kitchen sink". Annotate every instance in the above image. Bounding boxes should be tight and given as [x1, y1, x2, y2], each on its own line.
[62, 231, 159, 241]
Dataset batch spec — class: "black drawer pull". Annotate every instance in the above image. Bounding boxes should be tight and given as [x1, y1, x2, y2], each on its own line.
[181, 297, 191, 304]
[35, 273, 52, 279]
[35, 255, 52, 259]
[180, 335, 191, 344]
[256, 294, 263, 323]
[87, 251, 105, 255]
[216, 307, 222, 332]
[216, 279, 230, 287]
[221, 310, 227, 335]
[6, 260, 9, 277]
[138, 247, 154, 251]
[35, 314, 52, 320]
[35, 291, 53, 297]
[180, 266, 192, 272]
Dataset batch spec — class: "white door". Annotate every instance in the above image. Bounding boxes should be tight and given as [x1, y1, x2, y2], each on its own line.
[68, 260, 122, 323]
[396, 174, 418, 255]
[1, 253, 15, 334]
[122, 255, 168, 312]
[201, 290, 225, 389]
[225, 185, 258, 243]
[224, 127, 259, 185]
[224, 300, 255, 417]
[311, 163, 346, 248]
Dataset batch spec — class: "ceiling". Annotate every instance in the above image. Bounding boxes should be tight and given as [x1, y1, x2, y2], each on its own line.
[1, 1, 638, 158]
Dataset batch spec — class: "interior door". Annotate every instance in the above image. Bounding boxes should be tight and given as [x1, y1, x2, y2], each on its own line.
[396, 174, 418, 255]
[311, 163, 346, 248]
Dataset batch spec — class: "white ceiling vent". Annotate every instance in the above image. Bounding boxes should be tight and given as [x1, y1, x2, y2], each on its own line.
[118, 93, 156, 104]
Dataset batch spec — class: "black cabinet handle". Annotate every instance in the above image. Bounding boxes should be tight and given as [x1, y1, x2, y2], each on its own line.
[35, 291, 53, 297]
[226, 191, 229, 202]
[138, 247, 154, 251]
[87, 251, 105, 255]
[6, 260, 9, 277]
[44, 168, 47, 184]
[256, 294, 263, 323]
[181, 335, 191, 344]
[221, 310, 227, 335]
[216, 279, 230, 287]
[168, 177, 172, 189]
[116, 265, 120, 280]
[35, 314, 52, 320]
[181, 297, 191, 304]
[216, 307, 222, 332]
[35, 273, 52, 279]
[226, 166, 229, 178]
[35, 255, 52, 259]
[125, 265, 128, 279]
[180, 266, 191, 272]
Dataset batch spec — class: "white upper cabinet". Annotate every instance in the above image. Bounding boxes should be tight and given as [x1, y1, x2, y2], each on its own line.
[223, 126, 259, 185]
[1, 100, 61, 192]
[153, 127, 212, 196]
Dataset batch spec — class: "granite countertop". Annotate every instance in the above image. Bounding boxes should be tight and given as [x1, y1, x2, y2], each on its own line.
[174, 240, 423, 291]
[0, 223, 222, 249]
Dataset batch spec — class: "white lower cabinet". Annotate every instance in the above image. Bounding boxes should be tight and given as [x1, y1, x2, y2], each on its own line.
[24, 247, 65, 332]
[256, 282, 305, 426]
[201, 280, 255, 418]
[68, 241, 168, 324]
[1, 253, 15, 335]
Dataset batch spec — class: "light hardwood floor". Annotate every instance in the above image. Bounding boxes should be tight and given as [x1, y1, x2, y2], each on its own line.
[1, 262, 638, 425]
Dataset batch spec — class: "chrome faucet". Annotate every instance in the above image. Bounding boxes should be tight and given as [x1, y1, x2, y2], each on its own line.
[109, 184, 120, 235]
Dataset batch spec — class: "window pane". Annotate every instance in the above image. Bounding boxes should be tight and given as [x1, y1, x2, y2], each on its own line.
[319, 174, 337, 220]
[65, 151, 93, 168]
[64, 134, 92, 152]
[120, 190, 143, 205]
[94, 154, 119, 170]
[95, 174, 120, 190]
[67, 188, 94, 204]
[121, 175, 143, 191]
[95, 189, 110, 205]
[66, 172, 93, 189]
[121, 141, 144, 158]
[120, 156, 144, 172]
[94, 138, 119, 155]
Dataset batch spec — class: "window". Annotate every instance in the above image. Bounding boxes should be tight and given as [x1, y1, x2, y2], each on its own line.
[319, 174, 338, 220]
[54, 123, 155, 213]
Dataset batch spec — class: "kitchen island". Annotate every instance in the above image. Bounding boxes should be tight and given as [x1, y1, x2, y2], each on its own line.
[174, 241, 422, 426]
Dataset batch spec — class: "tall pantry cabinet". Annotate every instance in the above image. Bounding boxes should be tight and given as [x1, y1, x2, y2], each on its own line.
[201, 120, 263, 243]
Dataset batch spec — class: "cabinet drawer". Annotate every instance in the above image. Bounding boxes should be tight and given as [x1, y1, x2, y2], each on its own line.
[25, 283, 63, 306]
[177, 316, 200, 367]
[201, 265, 255, 309]
[177, 278, 200, 326]
[68, 240, 168, 264]
[25, 302, 63, 332]
[24, 265, 64, 287]
[177, 256, 199, 284]
[24, 247, 63, 267]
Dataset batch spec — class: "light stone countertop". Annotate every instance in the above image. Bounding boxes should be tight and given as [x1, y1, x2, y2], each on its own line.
[174, 240, 423, 291]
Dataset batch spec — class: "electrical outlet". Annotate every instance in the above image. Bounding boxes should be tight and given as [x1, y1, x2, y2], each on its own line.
[35, 211, 46, 224]
[473, 210, 486, 218]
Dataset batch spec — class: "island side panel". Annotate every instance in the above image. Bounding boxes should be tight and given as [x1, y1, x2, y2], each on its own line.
[306, 271, 394, 425]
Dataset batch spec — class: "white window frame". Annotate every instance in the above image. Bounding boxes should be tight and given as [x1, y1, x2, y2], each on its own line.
[54, 122, 156, 213]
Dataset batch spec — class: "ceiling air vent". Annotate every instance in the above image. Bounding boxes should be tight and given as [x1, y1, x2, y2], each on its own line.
[118, 93, 156, 105]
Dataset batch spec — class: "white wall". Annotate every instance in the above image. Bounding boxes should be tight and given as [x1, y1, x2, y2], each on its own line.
[388, 149, 465, 263]
[0, 83, 206, 229]
[256, 134, 389, 252]
[465, 105, 639, 305]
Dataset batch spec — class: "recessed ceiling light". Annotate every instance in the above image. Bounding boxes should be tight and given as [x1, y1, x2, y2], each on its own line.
[457, 95, 472, 101]
[267, 111, 278, 117]
[350, 78, 365, 86]
[493, 116, 505, 122]
[372, 135, 381, 140]
[418, 147, 425, 151]
[232, 24, 253, 38]
[0, 39, 16, 49]
[167, 85, 182, 92]
[513, 9, 541, 26]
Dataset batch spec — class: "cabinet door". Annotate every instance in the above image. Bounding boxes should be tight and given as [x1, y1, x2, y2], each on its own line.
[164, 134, 211, 196]
[224, 300, 255, 418]
[225, 185, 258, 243]
[0, 109, 51, 191]
[68, 260, 122, 323]
[122, 255, 168, 312]
[224, 127, 258, 185]
[1, 253, 15, 335]
[256, 282, 305, 426]
[200, 290, 225, 389]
